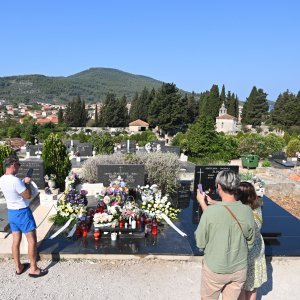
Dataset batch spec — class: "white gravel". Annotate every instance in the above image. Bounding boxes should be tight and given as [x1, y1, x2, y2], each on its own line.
[0, 258, 299, 300]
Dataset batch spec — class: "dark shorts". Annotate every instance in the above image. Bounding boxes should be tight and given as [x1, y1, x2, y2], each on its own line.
[8, 207, 36, 233]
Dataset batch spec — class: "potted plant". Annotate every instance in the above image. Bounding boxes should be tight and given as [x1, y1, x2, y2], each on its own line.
[44, 174, 57, 189]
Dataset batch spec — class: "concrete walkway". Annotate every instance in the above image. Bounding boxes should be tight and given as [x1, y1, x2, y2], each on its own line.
[0, 257, 299, 300]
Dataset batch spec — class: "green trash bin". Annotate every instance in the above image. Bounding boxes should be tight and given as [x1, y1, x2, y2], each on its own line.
[241, 155, 260, 169]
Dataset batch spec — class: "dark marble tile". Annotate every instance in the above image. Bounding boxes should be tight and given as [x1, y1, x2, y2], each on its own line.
[38, 194, 300, 257]
[38, 220, 193, 256]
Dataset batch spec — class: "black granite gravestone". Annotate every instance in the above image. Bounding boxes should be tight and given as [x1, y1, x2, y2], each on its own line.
[29, 145, 43, 156]
[16, 159, 45, 189]
[269, 151, 295, 168]
[64, 139, 80, 152]
[194, 165, 239, 198]
[162, 146, 180, 156]
[76, 143, 93, 157]
[269, 151, 287, 161]
[120, 140, 136, 154]
[96, 164, 145, 187]
[193, 165, 239, 223]
[172, 180, 191, 209]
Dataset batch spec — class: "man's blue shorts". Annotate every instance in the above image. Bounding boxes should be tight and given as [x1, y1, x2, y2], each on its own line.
[8, 207, 36, 233]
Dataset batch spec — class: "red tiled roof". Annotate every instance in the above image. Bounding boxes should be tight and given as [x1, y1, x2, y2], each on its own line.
[216, 114, 237, 120]
[129, 119, 149, 126]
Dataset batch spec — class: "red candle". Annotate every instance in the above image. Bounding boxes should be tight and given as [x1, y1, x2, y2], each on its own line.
[151, 216, 158, 236]
[93, 229, 100, 240]
[82, 225, 88, 237]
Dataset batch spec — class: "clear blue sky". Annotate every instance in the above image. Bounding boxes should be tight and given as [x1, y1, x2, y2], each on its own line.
[1, 1, 299, 101]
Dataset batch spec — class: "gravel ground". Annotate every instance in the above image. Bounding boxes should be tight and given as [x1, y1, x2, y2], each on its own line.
[0, 258, 299, 300]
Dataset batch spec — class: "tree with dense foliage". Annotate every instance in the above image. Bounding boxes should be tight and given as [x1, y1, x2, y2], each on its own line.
[148, 83, 186, 134]
[185, 115, 220, 160]
[241, 87, 269, 126]
[237, 133, 285, 159]
[129, 92, 139, 121]
[88, 132, 114, 154]
[0, 145, 15, 176]
[94, 104, 99, 127]
[226, 92, 239, 118]
[220, 84, 226, 104]
[129, 130, 158, 147]
[186, 92, 199, 124]
[271, 90, 300, 129]
[116, 95, 129, 127]
[57, 108, 64, 124]
[200, 84, 221, 119]
[42, 133, 71, 190]
[64, 96, 88, 127]
[286, 138, 300, 157]
[99, 93, 120, 127]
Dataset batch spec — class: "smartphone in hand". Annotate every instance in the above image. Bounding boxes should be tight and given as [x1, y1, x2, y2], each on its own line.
[198, 184, 203, 194]
[26, 168, 34, 178]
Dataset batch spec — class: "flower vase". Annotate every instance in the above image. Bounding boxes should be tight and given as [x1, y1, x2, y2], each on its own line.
[48, 180, 56, 189]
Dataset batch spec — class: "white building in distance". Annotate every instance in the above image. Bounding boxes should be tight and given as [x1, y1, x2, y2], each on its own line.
[215, 103, 237, 134]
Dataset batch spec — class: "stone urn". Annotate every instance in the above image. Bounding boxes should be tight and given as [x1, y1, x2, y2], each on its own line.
[48, 180, 56, 189]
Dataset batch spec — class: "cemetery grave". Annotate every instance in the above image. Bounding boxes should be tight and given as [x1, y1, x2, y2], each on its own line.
[36, 164, 300, 257]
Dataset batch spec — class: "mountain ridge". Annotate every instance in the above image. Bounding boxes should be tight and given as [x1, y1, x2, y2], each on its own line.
[0, 67, 166, 103]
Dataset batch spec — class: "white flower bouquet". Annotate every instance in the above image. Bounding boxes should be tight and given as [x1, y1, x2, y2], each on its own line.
[138, 184, 180, 222]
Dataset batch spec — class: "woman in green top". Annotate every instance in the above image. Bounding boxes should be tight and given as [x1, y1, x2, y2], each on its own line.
[238, 182, 267, 300]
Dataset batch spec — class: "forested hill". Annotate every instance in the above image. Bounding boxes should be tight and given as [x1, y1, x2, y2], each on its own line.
[0, 68, 165, 103]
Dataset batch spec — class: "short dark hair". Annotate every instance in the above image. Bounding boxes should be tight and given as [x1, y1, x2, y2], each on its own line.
[215, 170, 240, 195]
[3, 155, 20, 169]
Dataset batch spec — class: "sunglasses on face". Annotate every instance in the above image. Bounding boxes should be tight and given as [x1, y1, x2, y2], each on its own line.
[13, 163, 21, 167]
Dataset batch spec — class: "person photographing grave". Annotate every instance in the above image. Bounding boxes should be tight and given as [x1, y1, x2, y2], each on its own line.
[195, 170, 255, 300]
[0, 155, 47, 277]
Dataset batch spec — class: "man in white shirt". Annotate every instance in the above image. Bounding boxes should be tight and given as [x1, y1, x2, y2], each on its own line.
[0, 155, 47, 278]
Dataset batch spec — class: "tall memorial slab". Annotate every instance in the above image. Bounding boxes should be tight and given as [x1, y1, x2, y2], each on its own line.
[16, 159, 45, 189]
[120, 140, 136, 154]
[76, 143, 93, 157]
[96, 164, 145, 188]
[193, 165, 239, 223]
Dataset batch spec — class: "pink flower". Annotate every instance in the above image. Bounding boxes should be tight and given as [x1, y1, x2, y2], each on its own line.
[103, 195, 111, 205]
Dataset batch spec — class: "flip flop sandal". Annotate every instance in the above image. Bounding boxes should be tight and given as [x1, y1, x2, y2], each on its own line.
[28, 269, 48, 278]
[16, 263, 30, 275]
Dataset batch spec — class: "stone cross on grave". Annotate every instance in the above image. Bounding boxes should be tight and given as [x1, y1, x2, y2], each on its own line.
[197, 168, 205, 184]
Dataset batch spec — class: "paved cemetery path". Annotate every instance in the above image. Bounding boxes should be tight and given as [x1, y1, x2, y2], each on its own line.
[0, 258, 299, 299]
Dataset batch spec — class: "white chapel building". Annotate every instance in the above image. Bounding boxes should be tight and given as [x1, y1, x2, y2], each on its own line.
[215, 103, 237, 134]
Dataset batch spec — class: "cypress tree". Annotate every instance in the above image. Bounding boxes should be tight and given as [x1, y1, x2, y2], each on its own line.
[242, 87, 268, 126]
[57, 108, 64, 124]
[94, 104, 99, 126]
[129, 92, 139, 121]
[220, 84, 226, 104]
[201, 84, 220, 119]
[148, 83, 184, 134]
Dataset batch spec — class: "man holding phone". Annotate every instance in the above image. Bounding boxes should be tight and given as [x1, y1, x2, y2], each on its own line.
[195, 170, 255, 300]
[0, 155, 47, 277]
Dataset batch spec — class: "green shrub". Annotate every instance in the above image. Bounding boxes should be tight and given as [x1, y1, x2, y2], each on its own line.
[81, 153, 126, 183]
[262, 159, 271, 167]
[0, 145, 15, 176]
[286, 138, 300, 157]
[238, 133, 285, 159]
[88, 132, 114, 155]
[81, 152, 180, 194]
[42, 133, 71, 190]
